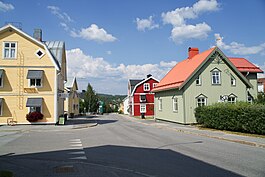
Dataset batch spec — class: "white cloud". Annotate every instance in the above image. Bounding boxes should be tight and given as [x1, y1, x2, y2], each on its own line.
[66, 48, 177, 94]
[171, 23, 211, 44]
[71, 24, 117, 43]
[215, 33, 265, 55]
[136, 16, 159, 31]
[257, 63, 265, 78]
[47, 6, 73, 23]
[106, 51, 112, 55]
[0, 1, 14, 12]
[161, 0, 219, 43]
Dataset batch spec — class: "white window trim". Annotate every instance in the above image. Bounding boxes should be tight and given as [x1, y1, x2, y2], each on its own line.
[211, 69, 221, 85]
[158, 98, 162, 111]
[35, 49, 45, 59]
[2, 41, 17, 59]
[143, 83, 150, 91]
[197, 96, 207, 107]
[195, 75, 201, 86]
[139, 94, 146, 102]
[227, 95, 237, 104]
[28, 106, 42, 113]
[231, 75, 236, 86]
[153, 83, 157, 88]
[172, 97, 178, 112]
[29, 78, 43, 88]
[0, 75, 3, 88]
[140, 104, 146, 113]
[0, 99, 3, 116]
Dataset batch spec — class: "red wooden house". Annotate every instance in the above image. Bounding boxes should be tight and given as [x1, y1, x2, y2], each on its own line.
[128, 74, 159, 117]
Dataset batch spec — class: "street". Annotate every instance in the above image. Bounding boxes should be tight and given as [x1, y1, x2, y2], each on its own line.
[0, 114, 264, 177]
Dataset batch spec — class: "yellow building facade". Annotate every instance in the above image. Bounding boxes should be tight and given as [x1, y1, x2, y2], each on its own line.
[0, 24, 66, 124]
[64, 77, 79, 117]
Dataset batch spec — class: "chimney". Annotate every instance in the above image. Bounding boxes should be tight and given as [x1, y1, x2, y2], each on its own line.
[188, 47, 199, 59]
[33, 29, 42, 41]
[147, 74, 152, 78]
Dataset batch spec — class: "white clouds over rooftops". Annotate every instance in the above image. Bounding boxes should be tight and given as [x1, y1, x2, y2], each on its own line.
[66, 48, 177, 93]
[0, 1, 14, 12]
[215, 33, 265, 55]
[161, 0, 219, 44]
[136, 16, 159, 31]
[71, 24, 117, 43]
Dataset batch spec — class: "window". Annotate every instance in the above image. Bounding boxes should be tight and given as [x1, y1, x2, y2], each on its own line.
[228, 94, 236, 104]
[211, 69, 221, 85]
[3, 42, 17, 59]
[30, 79, 42, 87]
[158, 98, 162, 111]
[35, 49, 45, 58]
[143, 83, 150, 91]
[247, 95, 253, 104]
[173, 97, 178, 112]
[197, 97, 207, 107]
[153, 83, 157, 88]
[140, 104, 146, 113]
[231, 75, 236, 86]
[140, 95, 146, 102]
[0, 98, 3, 116]
[27, 70, 43, 87]
[29, 106, 41, 113]
[195, 75, 201, 85]
[0, 69, 3, 87]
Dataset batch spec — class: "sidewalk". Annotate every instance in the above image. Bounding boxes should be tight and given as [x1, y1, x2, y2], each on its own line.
[120, 114, 265, 149]
[0, 115, 98, 138]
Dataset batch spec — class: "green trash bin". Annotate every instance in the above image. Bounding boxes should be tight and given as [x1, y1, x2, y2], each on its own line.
[58, 116, 65, 125]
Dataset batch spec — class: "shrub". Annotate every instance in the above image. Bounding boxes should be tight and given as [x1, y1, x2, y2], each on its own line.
[26, 112, 44, 122]
[195, 102, 265, 134]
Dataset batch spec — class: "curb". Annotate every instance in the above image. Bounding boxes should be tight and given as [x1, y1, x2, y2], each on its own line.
[72, 123, 98, 129]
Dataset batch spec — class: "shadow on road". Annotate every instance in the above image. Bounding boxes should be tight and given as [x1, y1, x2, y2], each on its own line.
[0, 145, 243, 177]
[65, 115, 118, 126]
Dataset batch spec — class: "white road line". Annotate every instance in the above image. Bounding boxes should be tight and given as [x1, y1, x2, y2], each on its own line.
[69, 156, 87, 160]
[68, 151, 85, 155]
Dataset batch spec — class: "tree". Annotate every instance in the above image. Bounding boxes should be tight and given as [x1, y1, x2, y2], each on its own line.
[84, 83, 98, 113]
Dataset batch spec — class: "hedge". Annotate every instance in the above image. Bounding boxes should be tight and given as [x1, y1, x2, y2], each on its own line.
[195, 102, 265, 135]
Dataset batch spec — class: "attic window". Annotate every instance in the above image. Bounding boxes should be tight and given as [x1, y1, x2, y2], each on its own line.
[35, 49, 45, 58]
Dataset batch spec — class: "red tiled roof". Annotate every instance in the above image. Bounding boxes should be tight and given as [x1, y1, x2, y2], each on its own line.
[152, 47, 215, 92]
[228, 57, 263, 73]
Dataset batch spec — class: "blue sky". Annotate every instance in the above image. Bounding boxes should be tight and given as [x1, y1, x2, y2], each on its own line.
[1, 0, 265, 94]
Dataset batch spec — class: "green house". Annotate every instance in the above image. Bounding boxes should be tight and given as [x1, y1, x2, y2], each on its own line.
[152, 47, 263, 124]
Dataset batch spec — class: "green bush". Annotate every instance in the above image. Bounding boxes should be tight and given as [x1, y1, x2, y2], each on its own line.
[195, 102, 265, 134]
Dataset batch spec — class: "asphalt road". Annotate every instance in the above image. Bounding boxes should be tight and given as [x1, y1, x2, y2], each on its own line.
[0, 114, 264, 177]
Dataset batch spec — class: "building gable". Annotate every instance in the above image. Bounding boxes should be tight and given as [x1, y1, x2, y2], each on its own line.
[130, 76, 159, 96]
[0, 24, 60, 70]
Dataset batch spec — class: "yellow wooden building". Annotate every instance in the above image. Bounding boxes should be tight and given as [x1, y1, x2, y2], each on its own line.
[64, 77, 79, 117]
[0, 24, 66, 124]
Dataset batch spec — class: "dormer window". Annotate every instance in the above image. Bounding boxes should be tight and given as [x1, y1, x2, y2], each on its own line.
[35, 49, 45, 58]
[143, 83, 150, 91]
[211, 68, 221, 85]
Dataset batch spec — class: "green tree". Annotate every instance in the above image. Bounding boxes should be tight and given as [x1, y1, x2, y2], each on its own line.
[84, 83, 98, 113]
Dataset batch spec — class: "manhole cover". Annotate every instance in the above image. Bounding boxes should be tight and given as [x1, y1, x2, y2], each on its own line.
[54, 165, 75, 173]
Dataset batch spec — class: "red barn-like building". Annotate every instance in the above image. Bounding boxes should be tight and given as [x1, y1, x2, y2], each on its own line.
[128, 75, 159, 117]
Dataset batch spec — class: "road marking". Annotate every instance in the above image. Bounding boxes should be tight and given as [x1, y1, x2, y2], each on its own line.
[69, 156, 87, 160]
[68, 139, 87, 160]
[68, 151, 85, 155]
[70, 144, 83, 147]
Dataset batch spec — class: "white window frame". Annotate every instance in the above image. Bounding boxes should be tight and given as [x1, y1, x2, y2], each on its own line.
[228, 95, 236, 104]
[0, 99, 3, 116]
[29, 78, 42, 87]
[140, 104, 146, 113]
[139, 94, 146, 102]
[35, 49, 45, 59]
[153, 83, 157, 88]
[0, 75, 3, 88]
[29, 106, 42, 113]
[195, 75, 201, 86]
[143, 83, 150, 91]
[158, 98, 162, 111]
[231, 75, 236, 86]
[172, 97, 178, 112]
[3, 42, 17, 59]
[211, 69, 221, 85]
[197, 96, 207, 107]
